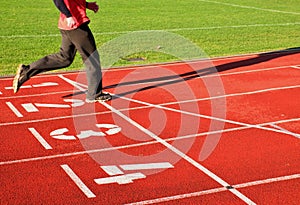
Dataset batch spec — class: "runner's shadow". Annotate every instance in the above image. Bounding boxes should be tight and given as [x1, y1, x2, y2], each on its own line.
[63, 47, 300, 98]
[104, 47, 300, 97]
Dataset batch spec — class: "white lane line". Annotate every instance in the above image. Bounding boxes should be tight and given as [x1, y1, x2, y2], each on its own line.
[0, 126, 251, 166]
[117, 94, 298, 138]
[291, 66, 300, 69]
[59, 67, 300, 112]
[1, 62, 297, 100]
[204, 65, 300, 78]
[127, 187, 228, 205]
[2, 73, 298, 143]
[0, 109, 113, 127]
[235, 174, 300, 189]
[1, 118, 300, 166]
[0, 140, 162, 166]
[126, 173, 300, 204]
[0, 126, 249, 166]
[0, 90, 73, 100]
[61, 164, 96, 198]
[269, 123, 300, 139]
[198, 0, 300, 15]
[59, 74, 299, 136]
[161, 84, 300, 106]
[100, 101, 256, 204]
[6, 102, 23, 118]
[58, 74, 87, 92]
[101, 65, 297, 89]
[206, 83, 300, 101]
[1, 82, 300, 127]
[99, 65, 300, 97]
[28, 128, 52, 150]
[261, 117, 300, 126]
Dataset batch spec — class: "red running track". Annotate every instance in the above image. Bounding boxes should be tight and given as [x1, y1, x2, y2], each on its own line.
[1, 50, 300, 204]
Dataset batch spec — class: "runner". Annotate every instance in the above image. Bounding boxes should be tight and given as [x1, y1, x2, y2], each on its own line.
[13, 0, 112, 102]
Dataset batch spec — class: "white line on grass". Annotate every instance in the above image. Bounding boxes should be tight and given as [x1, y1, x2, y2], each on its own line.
[61, 164, 96, 198]
[1, 22, 300, 38]
[198, 0, 300, 15]
[126, 173, 300, 204]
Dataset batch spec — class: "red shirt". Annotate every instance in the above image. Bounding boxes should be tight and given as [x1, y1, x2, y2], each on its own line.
[58, 0, 90, 30]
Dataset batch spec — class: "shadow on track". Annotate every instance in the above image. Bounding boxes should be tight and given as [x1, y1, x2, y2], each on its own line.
[63, 47, 300, 99]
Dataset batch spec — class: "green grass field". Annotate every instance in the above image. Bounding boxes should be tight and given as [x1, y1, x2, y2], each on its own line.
[1, 0, 299, 76]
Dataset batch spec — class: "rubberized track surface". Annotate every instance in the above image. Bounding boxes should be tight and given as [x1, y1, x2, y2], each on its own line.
[1, 50, 300, 204]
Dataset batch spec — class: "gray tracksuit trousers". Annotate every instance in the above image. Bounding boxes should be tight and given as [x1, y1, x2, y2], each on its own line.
[24, 23, 102, 100]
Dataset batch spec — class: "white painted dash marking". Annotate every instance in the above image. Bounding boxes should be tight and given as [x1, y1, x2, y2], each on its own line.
[5, 85, 31, 90]
[101, 166, 124, 176]
[32, 82, 59, 87]
[28, 128, 52, 150]
[35, 103, 70, 108]
[6, 102, 23, 117]
[94, 173, 146, 185]
[61, 164, 96, 198]
[22, 103, 39, 112]
[120, 162, 174, 171]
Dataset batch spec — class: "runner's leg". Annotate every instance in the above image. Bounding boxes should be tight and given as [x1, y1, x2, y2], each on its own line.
[20, 30, 77, 85]
[68, 23, 103, 100]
